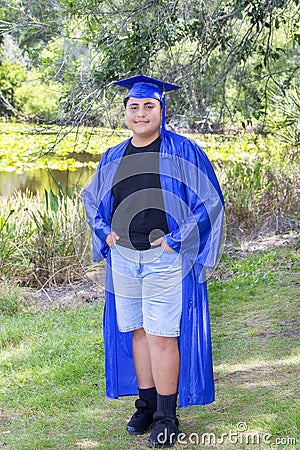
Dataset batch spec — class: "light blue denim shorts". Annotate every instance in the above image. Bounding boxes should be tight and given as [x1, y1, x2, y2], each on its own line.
[110, 244, 182, 337]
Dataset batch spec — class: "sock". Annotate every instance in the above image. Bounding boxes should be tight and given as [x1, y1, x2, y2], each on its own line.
[139, 387, 157, 411]
[157, 393, 177, 419]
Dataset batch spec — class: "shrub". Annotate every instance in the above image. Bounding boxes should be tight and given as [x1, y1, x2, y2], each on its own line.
[221, 158, 300, 232]
[0, 186, 90, 287]
[15, 69, 62, 122]
[0, 61, 27, 116]
[268, 87, 300, 153]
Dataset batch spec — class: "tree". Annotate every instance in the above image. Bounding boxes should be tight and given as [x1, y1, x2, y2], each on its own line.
[0, 0, 299, 127]
[0, 34, 27, 116]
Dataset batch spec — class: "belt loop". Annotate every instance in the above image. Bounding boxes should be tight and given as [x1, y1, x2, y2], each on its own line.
[137, 250, 143, 273]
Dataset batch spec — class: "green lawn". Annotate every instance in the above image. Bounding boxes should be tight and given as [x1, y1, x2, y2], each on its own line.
[0, 239, 299, 449]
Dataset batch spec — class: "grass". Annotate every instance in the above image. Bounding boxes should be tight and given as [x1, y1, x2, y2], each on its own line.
[0, 240, 299, 449]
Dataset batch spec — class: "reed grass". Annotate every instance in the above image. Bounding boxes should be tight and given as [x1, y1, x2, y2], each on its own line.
[0, 187, 90, 286]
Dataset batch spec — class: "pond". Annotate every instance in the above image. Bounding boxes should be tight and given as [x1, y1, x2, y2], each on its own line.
[0, 148, 103, 197]
[0, 166, 96, 197]
[0, 123, 128, 198]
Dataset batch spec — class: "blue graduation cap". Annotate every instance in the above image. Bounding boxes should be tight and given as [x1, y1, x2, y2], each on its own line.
[113, 75, 181, 131]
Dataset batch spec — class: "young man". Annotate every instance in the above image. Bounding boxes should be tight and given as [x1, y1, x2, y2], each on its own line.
[83, 75, 224, 448]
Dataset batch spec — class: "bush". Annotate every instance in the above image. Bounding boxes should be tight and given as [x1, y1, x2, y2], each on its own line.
[15, 70, 62, 122]
[0, 61, 27, 116]
[200, 133, 300, 232]
[222, 159, 300, 231]
[268, 87, 300, 152]
[0, 186, 90, 287]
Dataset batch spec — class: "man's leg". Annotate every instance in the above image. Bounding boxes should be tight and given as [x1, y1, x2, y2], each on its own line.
[146, 334, 179, 394]
[132, 328, 155, 388]
[147, 334, 180, 448]
[110, 246, 157, 434]
[126, 328, 157, 435]
[142, 249, 182, 447]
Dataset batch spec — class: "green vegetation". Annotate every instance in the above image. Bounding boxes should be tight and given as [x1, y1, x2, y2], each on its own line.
[0, 1, 300, 133]
[0, 185, 89, 287]
[0, 123, 128, 173]
[0, 244, 299, 449]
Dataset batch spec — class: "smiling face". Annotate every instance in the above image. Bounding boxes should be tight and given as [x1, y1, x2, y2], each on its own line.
[124, 97, 162, 147]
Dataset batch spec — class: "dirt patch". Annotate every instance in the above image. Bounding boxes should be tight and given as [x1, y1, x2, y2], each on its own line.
[225, 230, 299, 258]
[254, 319, 300, 338]
[29, 277, 105, 311]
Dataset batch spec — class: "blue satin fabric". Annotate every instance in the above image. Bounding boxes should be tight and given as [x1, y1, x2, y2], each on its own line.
[82, 130, 224, 407]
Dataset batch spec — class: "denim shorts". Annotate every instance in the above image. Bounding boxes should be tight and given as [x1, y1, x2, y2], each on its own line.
[110, 244, 183, 337]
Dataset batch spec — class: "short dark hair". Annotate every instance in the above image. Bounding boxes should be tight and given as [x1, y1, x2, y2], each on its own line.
[123, 97, 162, 108]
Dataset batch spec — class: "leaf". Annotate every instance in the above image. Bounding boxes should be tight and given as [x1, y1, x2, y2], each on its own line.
[49, 189, 59, 213]
[236, 10, 243, 20]
[66, 185, 73, 199]
[45, 189, 49, 212]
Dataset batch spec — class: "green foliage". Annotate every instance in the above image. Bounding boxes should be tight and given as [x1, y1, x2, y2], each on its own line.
[1, 0, 300, 127]
[0, 33, 62, 120]
[0, 61, 27, 115]
[0, 186, 90, 287]
[0, 209, 18, 275]
[223, 161, 274, 223]
[15, 70, 62, 122]
[223, 158, 299, 229]
[269, 87, 300, 151]
[195, 132, 300, 230]
[0, 61, 26, 92]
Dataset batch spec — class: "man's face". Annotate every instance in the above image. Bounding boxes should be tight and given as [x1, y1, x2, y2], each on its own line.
[124, 97, 162, 144]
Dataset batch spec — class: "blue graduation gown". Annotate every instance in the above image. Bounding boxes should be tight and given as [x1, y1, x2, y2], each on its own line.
[82, 130, 224, 407]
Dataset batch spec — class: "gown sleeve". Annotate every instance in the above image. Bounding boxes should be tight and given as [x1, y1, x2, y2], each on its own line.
[82, 151, 112, 262]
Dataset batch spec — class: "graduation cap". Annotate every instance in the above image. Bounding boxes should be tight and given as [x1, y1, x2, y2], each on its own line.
[113, 74, 181, 131]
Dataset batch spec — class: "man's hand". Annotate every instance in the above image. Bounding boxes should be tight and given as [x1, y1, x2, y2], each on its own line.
[150, 237, 175, 252]
[106, 231, 120, 247]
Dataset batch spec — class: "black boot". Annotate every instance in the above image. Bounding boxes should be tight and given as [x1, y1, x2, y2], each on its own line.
[126, 398, 156, 435]
[148, 393, 179, 447]
[148, 411, 179, 448]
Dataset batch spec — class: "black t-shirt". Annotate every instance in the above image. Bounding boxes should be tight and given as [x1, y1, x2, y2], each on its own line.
[111, 136, 169, 250]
